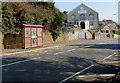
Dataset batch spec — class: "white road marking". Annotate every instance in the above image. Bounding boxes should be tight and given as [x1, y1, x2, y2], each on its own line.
[54, 49, 76, 55]
[81, 42, 110, 48]
[0, 57, 41, 68]
[113, 53, 117, 55]
[81, 45, 94, 48]
[103, 53, 117, 61]
[115, 55, 119, 56]
[97, 43, 105, 44]
[1, 49, 76, 67]
[103, 55, 113, 60]
[103, 61, 119, 64]
[77, 74, 115, 77]
[58, 65, 94, 83]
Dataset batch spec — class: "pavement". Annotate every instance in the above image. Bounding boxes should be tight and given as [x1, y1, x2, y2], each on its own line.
[1, 43, 60, 54]
[1, 38, 120, 83]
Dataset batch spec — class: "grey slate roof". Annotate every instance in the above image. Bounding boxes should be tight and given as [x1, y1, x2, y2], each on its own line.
[68, 3, 98, 14]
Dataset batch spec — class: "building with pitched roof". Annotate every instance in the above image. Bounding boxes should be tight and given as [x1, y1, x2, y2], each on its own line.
[67, 3, 99, 30]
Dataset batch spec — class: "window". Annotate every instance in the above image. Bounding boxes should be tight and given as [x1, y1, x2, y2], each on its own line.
[71, 14, 76, 21]
[32, 28, 36, 36]
[25, 28, 30, 37]
[89, 14, 94, 20]
[80, 14, 85, 20]
[38, 28, 42, 36]
[38, 38, 42, 46]
[106, 30, 109, 33]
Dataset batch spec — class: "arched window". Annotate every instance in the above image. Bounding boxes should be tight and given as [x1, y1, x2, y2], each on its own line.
[80, 14, 85, 20]
[89, 14, 94, 20]
[71, 14, 76, 21]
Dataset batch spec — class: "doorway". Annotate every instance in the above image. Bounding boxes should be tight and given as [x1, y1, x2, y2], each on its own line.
[80, 22, 85, 29]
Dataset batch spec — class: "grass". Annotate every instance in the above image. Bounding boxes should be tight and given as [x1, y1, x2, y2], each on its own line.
[114, 30, 120, 35]
[88, 29, 99, 34]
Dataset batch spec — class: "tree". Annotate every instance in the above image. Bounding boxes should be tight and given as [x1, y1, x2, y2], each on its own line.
[50, 12, 65, 41]
[2, 2, 29, 34]
[1, 2, 65, 41]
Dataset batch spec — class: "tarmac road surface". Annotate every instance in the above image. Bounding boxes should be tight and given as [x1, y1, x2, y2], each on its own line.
[1, 38, 120, 83]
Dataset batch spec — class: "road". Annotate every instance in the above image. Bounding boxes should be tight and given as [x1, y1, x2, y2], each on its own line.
[1, 38, 120, 83]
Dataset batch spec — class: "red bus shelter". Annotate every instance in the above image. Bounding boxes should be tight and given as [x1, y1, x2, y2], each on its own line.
[22, 24, 44, 49]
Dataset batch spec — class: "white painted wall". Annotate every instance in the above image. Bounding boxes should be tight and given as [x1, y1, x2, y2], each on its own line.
[85, 20, 90, 30]
[78, 20, 90, 30]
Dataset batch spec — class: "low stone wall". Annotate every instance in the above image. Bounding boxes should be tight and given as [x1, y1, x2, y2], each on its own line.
[83, 30, 92, 39]
[95, 31, 107, 39]
[68, 30, 79, 40]
[2, 29, 92, 49]
[43, 29, 93, 45]
[0, 32, 2, 53]
[43, 30, 75, 45]
[3, 34, 23, 49]
[43, 31, 55, 45]
[114, 34, 120, 38]
[43, 29, 92, 45]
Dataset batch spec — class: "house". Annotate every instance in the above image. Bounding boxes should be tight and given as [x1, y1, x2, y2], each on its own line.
[101, 22, 119, 38]
[109, 23, 118, 31]
[101, 24, 112, 38]
[98, 21, 106, 30]
[67, 3, 99, 30]
[100, 20, 119, 30]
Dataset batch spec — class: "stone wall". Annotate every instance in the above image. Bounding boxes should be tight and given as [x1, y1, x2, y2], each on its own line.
[82, 30, 92, 39]
[95, 31, 107, 39]
[68, 31, 79, 40]
[0, 32, 2, 53]
[43, 30, 75, 45]
[3, 34, 23, 49]
[43, 29, 92, 45]
[2, 29, 92, 49]
[114, 34, 120, 38]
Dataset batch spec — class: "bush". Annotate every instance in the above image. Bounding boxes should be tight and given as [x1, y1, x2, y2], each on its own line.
[49, 12, 65, 41]
[1, 2, 65, 42]
[88, 29, 99, 34]
[114, 30, 120, 35]
[51, 30, 61, 41]
[2, 2, 33, 34]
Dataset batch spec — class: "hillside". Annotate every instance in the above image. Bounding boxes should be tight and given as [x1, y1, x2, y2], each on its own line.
[1, 2, 65, 41]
